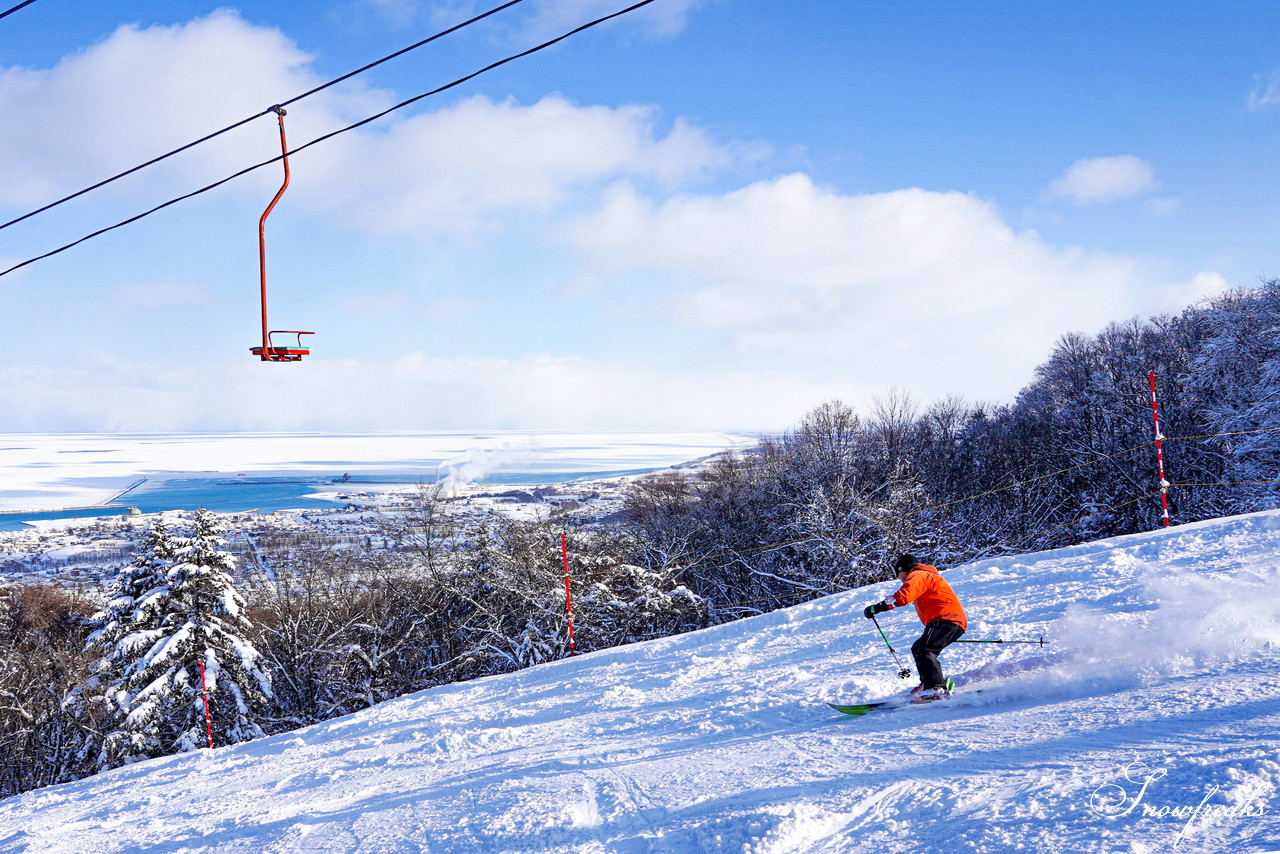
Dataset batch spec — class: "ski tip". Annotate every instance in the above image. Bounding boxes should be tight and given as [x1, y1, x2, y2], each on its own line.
[828, 702, 873, 716]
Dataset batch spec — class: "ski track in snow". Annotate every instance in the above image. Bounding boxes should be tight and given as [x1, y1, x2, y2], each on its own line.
[3, 512, 1280, 853]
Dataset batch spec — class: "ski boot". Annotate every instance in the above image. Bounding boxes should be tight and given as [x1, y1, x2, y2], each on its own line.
[909, 677, 955, 703]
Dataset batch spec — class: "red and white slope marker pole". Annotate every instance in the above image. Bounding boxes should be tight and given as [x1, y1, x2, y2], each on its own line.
[562, 533, 577, 656]
[1148, 370, 1172, 528]
[198, 659, 214, 749]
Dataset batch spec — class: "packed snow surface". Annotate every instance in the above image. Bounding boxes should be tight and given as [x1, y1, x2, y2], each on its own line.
[3, 512, 1280, 853]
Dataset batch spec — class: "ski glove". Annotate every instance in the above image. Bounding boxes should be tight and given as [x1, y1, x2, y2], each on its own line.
[863, 599, 894, 619]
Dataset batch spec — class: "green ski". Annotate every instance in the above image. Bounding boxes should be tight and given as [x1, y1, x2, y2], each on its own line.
[829, 679, 961, 716]
[827, 700, 904, 716]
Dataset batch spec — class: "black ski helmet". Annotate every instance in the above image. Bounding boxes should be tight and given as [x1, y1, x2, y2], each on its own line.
[893, 554, 918, 574]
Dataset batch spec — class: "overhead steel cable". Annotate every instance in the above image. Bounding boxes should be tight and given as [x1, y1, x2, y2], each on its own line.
[0, 0, 656, 279]
[0, 0, 38, 21]
[0, 0, 528, 234]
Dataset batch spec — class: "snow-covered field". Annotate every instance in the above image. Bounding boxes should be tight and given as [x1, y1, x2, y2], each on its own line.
[2, 512, 1279, 854]
[0, 432, 757, 512]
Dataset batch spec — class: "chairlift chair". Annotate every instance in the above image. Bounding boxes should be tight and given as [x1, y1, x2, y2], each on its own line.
[251, 105, 315, 362]
[251, 329, 313, 361]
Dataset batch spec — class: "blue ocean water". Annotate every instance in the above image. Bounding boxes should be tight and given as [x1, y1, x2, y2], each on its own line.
[0, 469, 654, 531]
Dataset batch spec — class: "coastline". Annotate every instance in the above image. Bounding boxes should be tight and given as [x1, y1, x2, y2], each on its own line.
[0, 431, 758, 516]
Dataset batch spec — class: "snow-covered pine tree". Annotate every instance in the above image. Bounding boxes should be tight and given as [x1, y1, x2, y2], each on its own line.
[85, 519, 180, 669]
[72, 519, 182, 768]
[91, 510, 271, 766]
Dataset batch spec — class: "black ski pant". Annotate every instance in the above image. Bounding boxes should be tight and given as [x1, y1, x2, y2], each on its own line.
[912, 619, 965, 689]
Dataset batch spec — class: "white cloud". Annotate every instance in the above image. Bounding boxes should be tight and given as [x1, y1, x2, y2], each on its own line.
[565, 174, 1151, 401]
[1156, 271, 1229, 312]
[0, 13, 736, 238]
[299, 94, 735, 237]
[0, 353, 841, 431]
[1044, 155, 1159, 205]
[1247, 70, 1280, 111]
[0, 11, 384, 208]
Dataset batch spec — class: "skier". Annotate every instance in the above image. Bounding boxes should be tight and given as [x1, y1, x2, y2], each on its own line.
[864, 554, 967, 701]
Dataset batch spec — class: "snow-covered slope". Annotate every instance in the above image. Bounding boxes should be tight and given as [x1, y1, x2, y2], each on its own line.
[3, 513, 1280, 854]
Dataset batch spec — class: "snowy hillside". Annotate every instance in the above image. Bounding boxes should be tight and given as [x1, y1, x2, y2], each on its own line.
[3, 512, 1280, 854]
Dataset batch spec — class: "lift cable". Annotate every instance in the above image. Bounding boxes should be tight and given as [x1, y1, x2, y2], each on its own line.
[0, 0, 528, 233]
[0, 0, 39, 21]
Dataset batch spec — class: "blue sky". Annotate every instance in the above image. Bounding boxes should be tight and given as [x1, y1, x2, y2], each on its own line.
[1, 0, 1278, 431]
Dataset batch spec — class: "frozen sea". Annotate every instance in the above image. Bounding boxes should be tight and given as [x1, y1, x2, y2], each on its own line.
[0, 431, 758, 528]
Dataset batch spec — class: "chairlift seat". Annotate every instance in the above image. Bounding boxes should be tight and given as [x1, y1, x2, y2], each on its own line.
[251, 330, 313, 362]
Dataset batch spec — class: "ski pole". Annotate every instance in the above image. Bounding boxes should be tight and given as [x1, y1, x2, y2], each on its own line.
[869, 613, 912, 679]
[953, 636, 1050, 646]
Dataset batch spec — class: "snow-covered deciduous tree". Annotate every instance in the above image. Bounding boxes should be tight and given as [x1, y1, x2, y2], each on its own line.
[1188, 280, 1280, 510]
[574, 556, 708, 648]
[0, 583, 95, 797]
[87, 511, 271, 767]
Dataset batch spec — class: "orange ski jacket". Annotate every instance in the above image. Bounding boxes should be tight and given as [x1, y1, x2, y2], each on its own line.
[889, 564, 967, 631]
